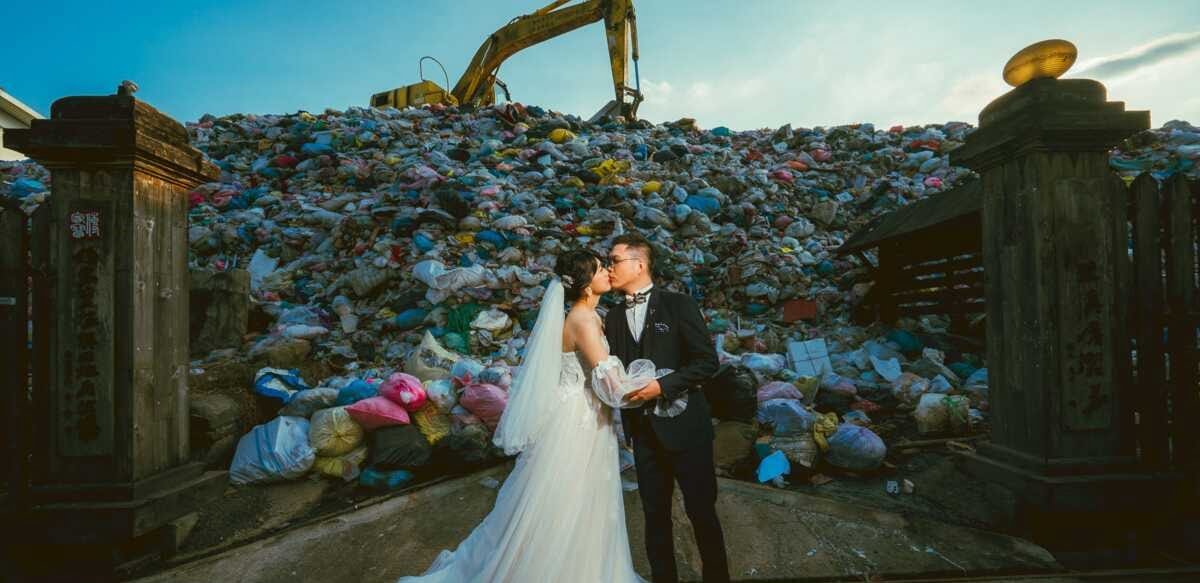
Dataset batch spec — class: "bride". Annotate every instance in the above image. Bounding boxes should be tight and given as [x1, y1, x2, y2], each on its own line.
[398, 248, 647, 583]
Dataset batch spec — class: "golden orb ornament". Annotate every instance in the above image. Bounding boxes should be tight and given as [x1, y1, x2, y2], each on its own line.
[1002, 39, 1078, 87]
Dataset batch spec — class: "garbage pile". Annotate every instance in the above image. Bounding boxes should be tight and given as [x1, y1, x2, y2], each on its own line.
[230, 356, 513, 488]
[0, 159, 50, 214]
[3, 105, 1197, 490]
[722, 320, 990, 486]
[177, 104, 986, 367]
[172, 101, 995, 489]
[1110, 119, 1200, 183]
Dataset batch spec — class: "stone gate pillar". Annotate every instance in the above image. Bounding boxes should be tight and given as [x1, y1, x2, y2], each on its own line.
[950, 74, 1168, 541]
[4, 85, 224, 558]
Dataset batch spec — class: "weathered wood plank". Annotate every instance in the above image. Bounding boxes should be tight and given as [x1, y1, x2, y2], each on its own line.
[30, 205, 50, 483]
[1130, 174, 1169, 467]
[48, 169, 120, 482]
[888, 270, 986, 294]
[1165, 174, 1198, 468]
[1025, 153, 1053, 459]
[1, 205, 29, 506]
[1108, 172, 1136, 459]
[895, 254, 984, 278]
[1050, 153, 1128, 458]
[895, 301, 986, 316]
[876, 244, 900, 323]
[892, 284, 987, 305]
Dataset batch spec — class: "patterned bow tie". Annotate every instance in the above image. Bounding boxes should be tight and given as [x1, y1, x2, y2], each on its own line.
[624, 291, 651, 307]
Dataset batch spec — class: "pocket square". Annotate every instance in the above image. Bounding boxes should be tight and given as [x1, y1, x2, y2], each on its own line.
[654, 322, 670, 334]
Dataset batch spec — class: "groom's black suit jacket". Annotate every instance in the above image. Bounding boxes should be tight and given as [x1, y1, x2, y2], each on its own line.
[605, 287, 719, 451]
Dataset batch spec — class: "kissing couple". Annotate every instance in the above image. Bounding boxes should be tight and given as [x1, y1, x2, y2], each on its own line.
[398, 232, 730, 583]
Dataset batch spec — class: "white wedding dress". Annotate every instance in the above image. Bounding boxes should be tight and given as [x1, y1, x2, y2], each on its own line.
[397, 328, 646, 583]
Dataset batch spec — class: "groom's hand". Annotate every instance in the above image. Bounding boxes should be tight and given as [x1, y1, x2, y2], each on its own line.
[628, 379, 662, 402]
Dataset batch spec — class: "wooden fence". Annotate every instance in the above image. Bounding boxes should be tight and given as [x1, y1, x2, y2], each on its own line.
[843, 171, 1199, 472]
[1127, 173, 1200, 470]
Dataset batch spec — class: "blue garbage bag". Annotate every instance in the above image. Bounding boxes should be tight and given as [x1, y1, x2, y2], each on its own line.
[253, 367, 311, 404]
[685, 194, 721, 216]
[359, 467, 415, 490]
[825, 424, 887, 471]
[757, 399, 817, 435]
[8, 178, 45, 199]
[756, 450, 791, 483]
[476, 229, 508, 249]
[301, 142, 335, 156]
[392, 308, 430, 331]
[886, 329, 922, 354]
[335, 379, 379, 407]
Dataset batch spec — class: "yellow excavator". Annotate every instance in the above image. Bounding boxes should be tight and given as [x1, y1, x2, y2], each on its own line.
[369, 0, 643, 120]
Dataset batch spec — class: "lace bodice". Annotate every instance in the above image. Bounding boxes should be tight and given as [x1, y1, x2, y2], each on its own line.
[560, 333, 607, 390]
[560, 311, 607, 391]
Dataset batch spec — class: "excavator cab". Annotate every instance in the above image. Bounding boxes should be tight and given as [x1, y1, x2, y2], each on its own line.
[369, 0, 641, 120]
[370, 56, 463, 109]
[369, 80, 456, 110]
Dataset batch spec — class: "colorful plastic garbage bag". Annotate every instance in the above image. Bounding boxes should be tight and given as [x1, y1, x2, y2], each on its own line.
[253, 367, 310, 404]
[756, 450, 791, 483]
[313, 445, 368, 482]
[309, 406, 365, 457]
[229, 416, 316, 485]
[824, 424, 887, 471]
[346, 396, 412, 430]
[381, 372, 429, 412]
[460, 383, 508, 430]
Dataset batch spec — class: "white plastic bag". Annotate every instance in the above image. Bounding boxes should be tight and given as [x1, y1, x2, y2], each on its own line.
[406, 331, 461, 382]
[229, 416, 316, 485]
[870, 355, 902, 382]
[247, 249, 279, 292]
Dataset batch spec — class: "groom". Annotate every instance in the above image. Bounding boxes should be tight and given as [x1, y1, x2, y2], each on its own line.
[605, 233, 730, 583]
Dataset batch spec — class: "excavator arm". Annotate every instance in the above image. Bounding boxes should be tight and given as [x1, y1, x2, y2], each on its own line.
[453, 0, 641, 118]
[370, 0, 642, 119]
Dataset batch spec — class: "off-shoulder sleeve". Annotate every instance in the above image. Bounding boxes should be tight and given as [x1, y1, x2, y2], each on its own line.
[590, 356, 633, 409]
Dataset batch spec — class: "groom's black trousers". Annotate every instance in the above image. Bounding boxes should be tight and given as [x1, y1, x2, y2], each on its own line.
[632, 421, 730, 583]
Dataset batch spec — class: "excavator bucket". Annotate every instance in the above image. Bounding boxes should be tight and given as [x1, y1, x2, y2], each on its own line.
[369, 81, 457, 109]
[589, 94, 641, 124]
[589, 100, 624, 124]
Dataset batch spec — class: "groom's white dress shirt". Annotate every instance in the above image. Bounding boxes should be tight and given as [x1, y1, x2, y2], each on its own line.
[626, 283, 654, 343]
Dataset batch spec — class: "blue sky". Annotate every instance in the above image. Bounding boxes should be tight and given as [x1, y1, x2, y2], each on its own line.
[4, 0, 1198, 130]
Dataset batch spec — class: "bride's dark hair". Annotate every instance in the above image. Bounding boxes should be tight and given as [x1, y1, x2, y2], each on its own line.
[555, 248, 603, 302]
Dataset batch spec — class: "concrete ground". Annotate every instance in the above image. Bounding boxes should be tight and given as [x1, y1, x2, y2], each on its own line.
[132, 463, 1066, 583]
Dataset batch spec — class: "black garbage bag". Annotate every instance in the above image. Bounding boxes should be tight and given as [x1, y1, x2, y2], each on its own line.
[369, 424, 432, 470]
[431, 424, 495, 471]
[701, 364, 757, 423]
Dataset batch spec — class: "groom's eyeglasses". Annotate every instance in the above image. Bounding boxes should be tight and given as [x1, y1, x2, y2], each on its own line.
[604, 256, 640, 269]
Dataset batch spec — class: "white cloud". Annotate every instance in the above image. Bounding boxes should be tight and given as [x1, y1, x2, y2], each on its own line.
[1072, 31, 1200, 83]
[639, 78, 673, 107]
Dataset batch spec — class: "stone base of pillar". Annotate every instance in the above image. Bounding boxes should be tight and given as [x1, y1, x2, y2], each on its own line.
[20, 466, 226, 544]
[960, 449, 1192, 555]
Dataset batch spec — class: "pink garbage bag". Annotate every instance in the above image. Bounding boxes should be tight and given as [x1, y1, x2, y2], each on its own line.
[380, 372, 428, 412]
[757, 381, 804, 403]
[460, 383, 508, 430]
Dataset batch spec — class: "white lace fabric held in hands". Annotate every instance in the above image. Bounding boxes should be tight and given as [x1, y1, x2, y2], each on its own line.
[590, 358, 686, 417]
